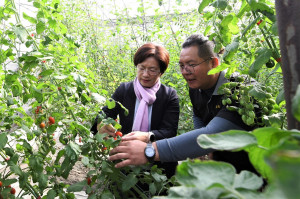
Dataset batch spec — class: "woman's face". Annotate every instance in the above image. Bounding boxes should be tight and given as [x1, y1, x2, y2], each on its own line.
[136, 57, 161, 88]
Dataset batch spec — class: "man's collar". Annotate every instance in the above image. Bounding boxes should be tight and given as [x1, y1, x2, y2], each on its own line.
[212, 70, 228, 95]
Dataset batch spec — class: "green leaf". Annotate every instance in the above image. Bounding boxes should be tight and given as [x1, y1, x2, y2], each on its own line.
[208, 62, 230, 75]
[38, 173, 48, 190]
[47, 189, 56, 199]
[276, 88, 285, 105]
[23, 12, 37, 24]
[91, 93, 106, 103]
[95, 133, 107, 143]
[23, 60, 39, 71]
[106, 99, 116, 109]
[100, 190, 114, 199]
[29, 156, 44, 173]
[40, 69, 54, 77]
[197, 130, 257, 150]
[211, 0, 227, 10]
[176, 160, 236, 189]
[249, 48, 272, 77]
[10, 165, 23, 175]
[13, 25, 27, 43]
[0, 133, 8, 149]
[198, 0, 210, 13]
[233, 170, 263, 190]
[167, 187, 214, 198]
[67, 180, 86, 192]
[248, 86, 269, 100]
[121, 173, 138, 191]
[223, 41, 239, 62]
[36, 21, 46, 34]
[247, 127, 292, 179]
[292, 85, 300, 122]
[267, 141, 300, 199]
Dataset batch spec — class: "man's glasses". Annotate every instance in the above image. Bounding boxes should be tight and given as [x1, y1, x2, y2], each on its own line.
[136, 65, 161, 76]
[178, 57, 213, 74]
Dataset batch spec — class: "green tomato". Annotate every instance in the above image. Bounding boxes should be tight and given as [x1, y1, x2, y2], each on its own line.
[251, 29, 256, 34]
[266, 59, 275, 68]
[227, 5, 233, 11]
[248, 111, 255, 118]
[222, 99, 227, 106]
[226, 98, 232, 105]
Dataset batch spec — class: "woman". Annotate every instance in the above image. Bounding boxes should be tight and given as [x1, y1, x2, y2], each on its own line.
[91, 43, 180, 179]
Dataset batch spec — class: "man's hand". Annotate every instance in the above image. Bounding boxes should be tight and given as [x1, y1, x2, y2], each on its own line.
[108, 140, 148, 168]
[97, 123, 116, 137]
[122, 131, 149, 142]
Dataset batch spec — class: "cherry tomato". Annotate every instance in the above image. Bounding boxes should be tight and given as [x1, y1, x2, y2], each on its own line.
[256, 19, 263, 25]
[114, 137, 117, 140]
[115, 131, 123, 137]
[40, 122, 45, 128]
[10, 188, 16, 194]
[79, 137, 82, 143]
[49, 117, 55, 125]
[0, 181, 2, 187]
[87, 177, 92, 185]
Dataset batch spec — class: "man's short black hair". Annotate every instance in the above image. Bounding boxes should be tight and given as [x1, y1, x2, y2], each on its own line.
[182, 34, 217, 59]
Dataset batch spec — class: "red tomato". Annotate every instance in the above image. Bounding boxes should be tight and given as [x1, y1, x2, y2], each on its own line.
[10, 187, 16, 194]
[79, 137, 82, 143]
[115, 131, 123, 137]
[49, 117, 55, 125]
[256, 19, 263, 25]
[0, 181, 2, 187]
[87, 177, 92, 185]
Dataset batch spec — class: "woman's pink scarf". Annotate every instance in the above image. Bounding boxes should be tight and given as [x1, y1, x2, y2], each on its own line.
[132, 77, 161, 132]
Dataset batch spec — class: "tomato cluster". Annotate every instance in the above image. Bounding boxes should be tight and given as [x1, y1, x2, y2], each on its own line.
[220, 77, 276, 126]
[0, 181, 16, 198]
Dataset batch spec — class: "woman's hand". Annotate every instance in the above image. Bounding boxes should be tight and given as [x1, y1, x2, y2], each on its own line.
[122, 131, 149, 142]
[97, 123, 116, 137]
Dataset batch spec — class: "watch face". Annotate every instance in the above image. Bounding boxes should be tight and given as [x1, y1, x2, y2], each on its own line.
[145, 147, 155, 157]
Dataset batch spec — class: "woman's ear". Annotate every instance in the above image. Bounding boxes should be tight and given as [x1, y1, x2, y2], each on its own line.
[211, 57, 219, 68]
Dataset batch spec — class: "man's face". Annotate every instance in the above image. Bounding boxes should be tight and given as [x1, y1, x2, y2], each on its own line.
[179, 46, 217, 90]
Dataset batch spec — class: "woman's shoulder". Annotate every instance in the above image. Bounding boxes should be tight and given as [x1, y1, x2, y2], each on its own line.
[160, 83, 178, 96]
[117, 81, 134, 90]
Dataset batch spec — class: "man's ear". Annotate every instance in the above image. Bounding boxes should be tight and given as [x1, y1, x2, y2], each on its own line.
[211, 57, 219, 68]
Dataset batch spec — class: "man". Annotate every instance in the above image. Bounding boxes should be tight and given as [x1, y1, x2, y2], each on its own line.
[108, 34, 256, 174]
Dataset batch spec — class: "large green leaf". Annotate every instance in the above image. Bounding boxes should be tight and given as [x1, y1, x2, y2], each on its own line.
[198, 0, 210, 13]
[233, 170, 263, 190]
[176, 160, 236, 189]
[91, 93, 106, 103]
[211, 0, 227, 10]
[23, 12, 37, 24]
[247, 127, 292, 179]
[67, 180, 86, 192]
[267, 141, 300, 199]
[292, 85, 300, 122]
[223, 41, 239, 62]
[0, 133, 8, 150]
[249, 48, 272, 77]
[197, 130, 257, 150]
[36, 21, 46, 34]
[121, 173, 138, 191]
[13, 25, 27, 43]
[47, 189, 56, 199]
[208, 62, 230, 75]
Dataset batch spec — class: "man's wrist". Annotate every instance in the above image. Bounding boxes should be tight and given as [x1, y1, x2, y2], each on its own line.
[153, 142, 160, 161]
